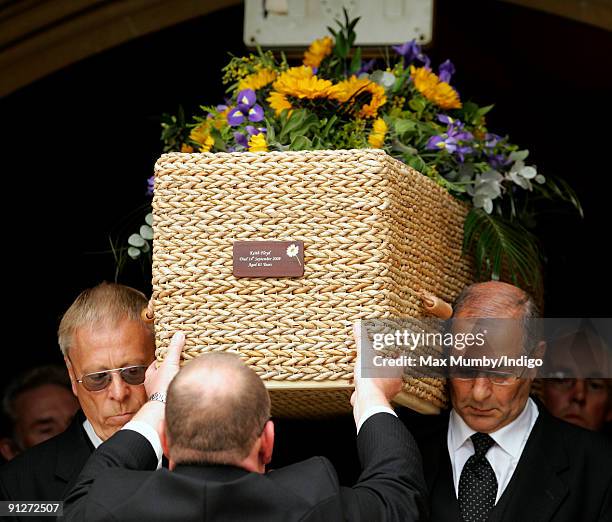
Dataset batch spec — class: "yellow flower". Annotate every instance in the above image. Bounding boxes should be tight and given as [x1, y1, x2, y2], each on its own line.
[238, 67, 277, 91]
[267, 66, 334, 115]
[329, 76, 387, 118]
[267, 91, 293, 115]
[410, 65, 462, 110]
[189, 124, 214, 152]
[248, 133, 268, 152]
[212, 106, 230, 130]
[180, 143, 194, 153]
[368, 118, 388, 148]
[303, 36, 333, 68]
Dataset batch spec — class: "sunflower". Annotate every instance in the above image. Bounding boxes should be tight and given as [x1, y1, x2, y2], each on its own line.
[267, 66, 334, 115]
[303, 36, 334, 68]
[238, 67, 277, 91]
[189, 124, 214, 152]
[329, 76, 387, 118]
[180, 143, 194, 153]
[410, 65, 462, 110]
[248, 133, 268, 152]
[368, 118, 388, 148]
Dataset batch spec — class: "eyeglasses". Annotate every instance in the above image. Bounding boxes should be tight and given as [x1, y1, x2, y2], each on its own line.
[76, 365, 148, 392]
[547, 377, 609, 393]
[450, 367, 527, 386]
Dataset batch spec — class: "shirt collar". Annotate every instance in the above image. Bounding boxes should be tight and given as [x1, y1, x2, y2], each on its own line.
[83, 418, 103, 448]
[449, 397, 538, 458]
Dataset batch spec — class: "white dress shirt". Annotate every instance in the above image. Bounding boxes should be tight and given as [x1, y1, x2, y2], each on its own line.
[447, 397, 539, 503]
[84, 418, 163, 469]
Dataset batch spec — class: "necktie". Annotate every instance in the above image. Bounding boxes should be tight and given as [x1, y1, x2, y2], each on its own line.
[458, 432, 498, 522]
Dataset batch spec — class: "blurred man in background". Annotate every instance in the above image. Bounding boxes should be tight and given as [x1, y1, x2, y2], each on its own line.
[0, 365, 79, 461]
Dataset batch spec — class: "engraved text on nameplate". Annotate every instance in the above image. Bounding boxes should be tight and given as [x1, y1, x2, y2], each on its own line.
[233, 241, 304, 277]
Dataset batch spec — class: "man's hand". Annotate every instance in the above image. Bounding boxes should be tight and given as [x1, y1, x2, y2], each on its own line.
[145, 332, 185, 397]
[132, 332, 185, 437]
[351, 321, 403, 428]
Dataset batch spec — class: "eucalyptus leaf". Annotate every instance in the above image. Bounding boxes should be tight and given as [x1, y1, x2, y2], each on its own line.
[140, 225, 154, 240]
[519, 166, 537, 179]
[509, 150, 529, 162]
[128, 247, 141, 259]
[128, 234, 145, 248]
[145, 213, 153, 226]
[140, 241, 151, 253]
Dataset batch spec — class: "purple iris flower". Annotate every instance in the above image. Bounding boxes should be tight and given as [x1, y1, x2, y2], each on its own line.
[245, 125, 266, 136]
[487, 153, 512, 169]
[427, 134, 458, 153]
[437, 114, 460, 127]
[392, 40, 430, 67]
[227, 107, 245, 126]
[247, 104, 265, 122]
[216, 104, 229, 112]
[484, 133, 503, 148]
[357, 59, 376, 75]
[146, 176, 154, 196]
[438, 59, 455, 83]
[427, 119, 474, 162]
[234, 132, 248, 147]
[237, 89, 256, 112]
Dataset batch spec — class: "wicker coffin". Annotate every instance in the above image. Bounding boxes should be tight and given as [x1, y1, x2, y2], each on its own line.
[152, 149, 473, 417]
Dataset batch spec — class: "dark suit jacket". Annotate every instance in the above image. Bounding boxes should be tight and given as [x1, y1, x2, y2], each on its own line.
[63, 413, 427, 521]
[0, 411, 92, 521]
[413, 405, 612, 521]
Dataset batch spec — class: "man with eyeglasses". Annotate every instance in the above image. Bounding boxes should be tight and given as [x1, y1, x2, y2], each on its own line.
[410, 281, 612, 522]
[0, 282, 155, 516]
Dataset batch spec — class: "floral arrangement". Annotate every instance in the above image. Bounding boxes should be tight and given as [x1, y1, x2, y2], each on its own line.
[125, 11, 580, 294]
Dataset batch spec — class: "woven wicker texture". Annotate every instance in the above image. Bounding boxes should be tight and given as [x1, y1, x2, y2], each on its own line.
[152, 149, 472, 417]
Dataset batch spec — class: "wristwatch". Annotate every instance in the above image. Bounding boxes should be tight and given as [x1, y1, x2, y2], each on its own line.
[149, 392, 167, 404]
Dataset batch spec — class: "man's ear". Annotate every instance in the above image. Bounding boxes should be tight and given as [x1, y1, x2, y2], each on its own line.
[160, 424, 175, 470]
[64, 356, 78, 397]
[0, 437, 19, 461]
[528, 341, 547, 380]
[259, 420, 274, 467]
[534, 340, 547, 360]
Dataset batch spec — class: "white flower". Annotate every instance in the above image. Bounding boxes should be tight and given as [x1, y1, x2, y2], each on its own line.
[286, 244, 299, 257]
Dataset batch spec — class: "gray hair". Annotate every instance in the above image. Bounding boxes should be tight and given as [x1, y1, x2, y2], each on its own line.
[58, 282, 153, 356]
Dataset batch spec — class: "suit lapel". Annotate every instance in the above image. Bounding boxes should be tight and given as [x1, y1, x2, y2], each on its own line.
[55, 412, 94, 496]
[421, 417, 462, 521]
[489, 408, 569, 522]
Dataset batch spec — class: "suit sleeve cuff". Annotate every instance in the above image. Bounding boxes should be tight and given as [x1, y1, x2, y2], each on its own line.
[357, 406, 397, 433]
[122, 420, 163, 469]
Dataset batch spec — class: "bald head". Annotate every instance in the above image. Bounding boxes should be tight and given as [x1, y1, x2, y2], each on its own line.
[454, 281, 538, 319]
[165, 353, 271, 466]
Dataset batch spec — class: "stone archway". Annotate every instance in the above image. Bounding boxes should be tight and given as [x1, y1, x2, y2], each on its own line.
[0, 0, 240, 97]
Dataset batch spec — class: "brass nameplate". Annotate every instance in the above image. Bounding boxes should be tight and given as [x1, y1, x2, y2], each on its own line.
[233, 240, 304, 277]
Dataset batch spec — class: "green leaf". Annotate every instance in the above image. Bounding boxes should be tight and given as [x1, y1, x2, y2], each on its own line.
[394, 119, 416, 135]
[128, 247, 141, 259]
[145, 213, 153, 226]
[290, 135, 312, 150]
[463, 208, 542, 292]
[279, 110, 306, 142]
[350, 47, 362, 75]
